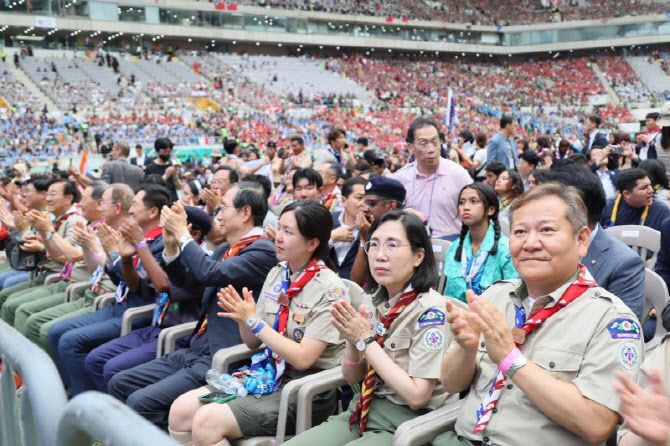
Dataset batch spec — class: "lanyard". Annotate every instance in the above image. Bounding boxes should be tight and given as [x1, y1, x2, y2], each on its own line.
[411, 164, 437, 223]
[152, 292, 170, 326]
[609, 194, 649, 227]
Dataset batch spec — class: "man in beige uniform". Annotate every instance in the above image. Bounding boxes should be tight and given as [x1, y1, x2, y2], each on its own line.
[436, 183, 643, 446]
[229, 262, 349, 436]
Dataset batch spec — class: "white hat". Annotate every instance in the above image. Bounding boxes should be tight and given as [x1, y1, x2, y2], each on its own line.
[658, 102, 670, 127]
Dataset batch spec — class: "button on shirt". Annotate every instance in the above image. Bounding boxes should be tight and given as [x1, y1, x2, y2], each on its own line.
[394, 158, 473, 238]
[454, 275, 643, 446]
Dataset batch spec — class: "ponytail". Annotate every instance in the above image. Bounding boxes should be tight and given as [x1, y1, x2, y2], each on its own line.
[454, 224, 469, 262]
[490, 218, 501, 256]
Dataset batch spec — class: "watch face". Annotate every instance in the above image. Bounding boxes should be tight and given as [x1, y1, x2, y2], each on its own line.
[356, 340, 365, 351]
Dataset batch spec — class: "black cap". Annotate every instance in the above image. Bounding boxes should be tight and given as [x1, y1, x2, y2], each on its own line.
[184, 206, 212, 237]
[267, 141, 277, 148]
[364, 176, 406, 202]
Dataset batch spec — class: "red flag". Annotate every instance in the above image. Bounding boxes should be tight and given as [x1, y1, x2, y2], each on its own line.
[386, 15, 393, 22]
[227, 3, 237, 10]
[214, 1, 225, 9]
[402, 16, 408, 22]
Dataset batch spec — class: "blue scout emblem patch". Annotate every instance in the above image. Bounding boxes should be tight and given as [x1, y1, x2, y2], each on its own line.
[417, 309, 446, 328]
[607, 318, 641, 340]
[376, 322, 386, 336]
[619, 342, 640, 370]
[293, 328, 304, 343]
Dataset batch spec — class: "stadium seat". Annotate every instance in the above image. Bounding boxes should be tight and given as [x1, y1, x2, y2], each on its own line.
[392, 400, 464, 446]
[64, 281, 92, 303]
[643, 268, 669, 352]
[120, 303, 157, 336]
[93, 293, 116, 311]
[155, 321, 197, 358]
[606, 225, 661, 269]
[431, 239, 452, 294]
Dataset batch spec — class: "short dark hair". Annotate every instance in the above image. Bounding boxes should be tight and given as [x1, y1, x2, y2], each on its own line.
[327, 128, 346, 144]
[406, 116, 440, 144]
[341, 176, 368, 198]
[50, 179, 80, 203]
[543, 167, 605, 226]
[364, 211, 437, 294]
[140, 183, 171, 212]
[224, 138, 238, 155]
[500, 114, 514, 129]
[214, 165, 239, 184]
[616, 168, 649, 194]
[639, 160, 669, 190]
[27, 176, 51, 192]
[536, 135, 552, 149]
[475, 132, 488, 148]
[356, 137, 369, 146]
[647, 112, 660, 121]
[459, 130, 474, 144]
[281, 200, 334, 269]
[290, 135, 304, 145]
[142, 174, 167, 188]
[292, 168, 323, 189]
[135, 144, 143, 150]
[519, 150, 540, 167]
[588, 114, 602, 128]
[242, 174, 272, 200]
[485, 161, 506, 176]
[233, 181, 268, 227]
[154, 137, 172, 151]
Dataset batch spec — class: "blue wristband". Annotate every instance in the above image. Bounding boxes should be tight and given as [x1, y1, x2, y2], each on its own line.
[251, 321, 266, 336]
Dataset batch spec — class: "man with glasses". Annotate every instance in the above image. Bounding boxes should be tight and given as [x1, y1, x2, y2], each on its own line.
[201, 165, 239, 245]
[349, 176, 407, 286]
[394, 116, 472, 241]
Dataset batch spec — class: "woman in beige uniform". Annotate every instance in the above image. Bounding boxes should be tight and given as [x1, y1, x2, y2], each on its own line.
[285, 210, 457, 446]
[168, 200, 349, 446]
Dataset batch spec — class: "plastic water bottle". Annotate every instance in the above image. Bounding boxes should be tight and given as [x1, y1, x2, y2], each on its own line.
[206, 369, 248, 397]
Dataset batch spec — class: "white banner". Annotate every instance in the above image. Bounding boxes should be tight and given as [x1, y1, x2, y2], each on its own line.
[34, 16, 56, 28]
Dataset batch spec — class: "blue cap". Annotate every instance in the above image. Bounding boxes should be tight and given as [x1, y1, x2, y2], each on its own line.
[184, 206, 212, 237]
[364, 176, 406, 203]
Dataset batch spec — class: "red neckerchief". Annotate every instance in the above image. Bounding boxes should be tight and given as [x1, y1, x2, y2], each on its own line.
[350, 288, 419, 435]
[53, 211, 78, 232]
[320, 188, 338, 211]
[517, 263, 596, 340]
[276, 259, 326, 337]
[195, 233, 266, 338]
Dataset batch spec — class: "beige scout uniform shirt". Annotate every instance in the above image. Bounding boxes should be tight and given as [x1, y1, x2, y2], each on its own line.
[455, 275, 644, 446]
[256, 263, 348, 370]
[618, 334, 670, 444]
[366, 288, 457, 410]
[44, 209, 87, 275]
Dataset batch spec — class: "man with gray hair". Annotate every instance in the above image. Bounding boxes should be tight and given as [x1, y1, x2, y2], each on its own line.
[99, 141, 145, 191]
[435, 183, 643, 446]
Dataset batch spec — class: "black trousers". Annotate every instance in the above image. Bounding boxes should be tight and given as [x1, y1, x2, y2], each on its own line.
[107, 338, 210, 429]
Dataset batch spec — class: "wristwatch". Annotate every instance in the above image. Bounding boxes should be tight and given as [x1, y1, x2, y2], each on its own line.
[45, 230, 55, 241]
[505, 354, 529, 379]
[245, 316, 258, 330]
[355, 337, 375, 352]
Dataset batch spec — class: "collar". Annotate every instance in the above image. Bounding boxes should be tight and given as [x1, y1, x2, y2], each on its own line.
[590, 224, 599, 242]
[414, 158, 446, 179]
[463, 223, 496, 257]
[338, 211, 355, 229]
[242, 226, 264, 239]
[589, 129, 598, 138]
[55, 205, 80, 219]
[511, 270, 579, 307]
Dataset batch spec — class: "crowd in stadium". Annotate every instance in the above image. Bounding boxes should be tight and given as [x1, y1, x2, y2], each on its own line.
[3, 12, 670, 440]
[233, 0, 670, 26]
[0, 96, 670, 444]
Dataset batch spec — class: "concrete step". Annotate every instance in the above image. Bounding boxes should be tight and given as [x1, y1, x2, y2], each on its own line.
[7, 58, 60, 116]
[591, 63, 620, 106]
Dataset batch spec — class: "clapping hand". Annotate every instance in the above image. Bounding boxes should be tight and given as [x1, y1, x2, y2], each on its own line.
[446, 291, 482, 353]
[200, 188, 221, 215]
[216, 285, 257, 324]
[96, 223, 120, 256]
[13, 211, 29, 233]
[331, 300, 372, 345]
[265, 225, 277, 243]
[160, 202, 189, 239]
[20, 235, 44, 253]
[616, 369, 670, 444]
[467, 292, 515, 365]
[71, 221, 96, 249]
[26, 209, 53, 233]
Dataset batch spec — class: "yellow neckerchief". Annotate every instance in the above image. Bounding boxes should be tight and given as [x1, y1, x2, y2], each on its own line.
[610, 193, 649, 227]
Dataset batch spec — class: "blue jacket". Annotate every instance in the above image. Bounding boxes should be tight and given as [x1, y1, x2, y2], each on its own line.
[329, 211, 360, 280]
[486, 132, 518, 170]
[165, 237, 277, 355]
[583, 224, 645, 322]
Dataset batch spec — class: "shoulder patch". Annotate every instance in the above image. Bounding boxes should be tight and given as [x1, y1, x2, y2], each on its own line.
[423, 328, 445, 350]
[619, 342, 640, 370]
[607, 318, 641, 340]
[326, 285, 347, 302]
[417, 309, 445, 328]
[293, 328, 304, 343]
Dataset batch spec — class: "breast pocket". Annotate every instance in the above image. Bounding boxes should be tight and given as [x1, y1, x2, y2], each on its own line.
[262, 300, 281, 322]
[384, 335, 411, 363]
[531, 347, 582, 382]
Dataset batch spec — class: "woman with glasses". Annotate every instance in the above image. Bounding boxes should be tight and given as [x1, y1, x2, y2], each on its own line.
[285, 211, 457, 446]
[443, 184, 517, 303]
[168, 200, 348, 446]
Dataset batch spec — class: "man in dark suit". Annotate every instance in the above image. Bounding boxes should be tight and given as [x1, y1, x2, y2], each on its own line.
[130, 144, 152, 169]
[329, 177, 367, 280]
[101, 141, 145, 191]
[545, 168, 645, 322]
[583, 114, 608, 152]
[108, 181, 277, 428]
[486, 114, 518, 170]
